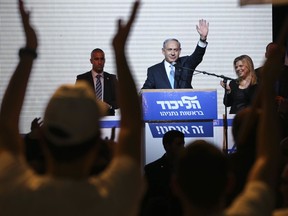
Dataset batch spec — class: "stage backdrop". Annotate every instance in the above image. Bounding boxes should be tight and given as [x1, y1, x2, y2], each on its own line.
[0, 0, 272, 133]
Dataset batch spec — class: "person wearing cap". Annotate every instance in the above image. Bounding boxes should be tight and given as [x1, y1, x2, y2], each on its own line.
[76, 48, 119, 116]
[0, 1, 143, 216]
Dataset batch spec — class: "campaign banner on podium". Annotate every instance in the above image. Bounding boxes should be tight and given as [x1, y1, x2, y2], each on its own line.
[148, 121, 213, 138]
[141, 89, 217, 121]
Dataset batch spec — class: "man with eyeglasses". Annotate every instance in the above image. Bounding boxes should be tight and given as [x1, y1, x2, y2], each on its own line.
[142, 19, 209, 89]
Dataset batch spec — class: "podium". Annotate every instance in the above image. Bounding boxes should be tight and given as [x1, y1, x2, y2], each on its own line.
[97, 89, 234, 165]
[141, 89, 218, 164]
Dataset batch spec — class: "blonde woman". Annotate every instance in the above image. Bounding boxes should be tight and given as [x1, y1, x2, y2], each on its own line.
[220, 55, 258, 114]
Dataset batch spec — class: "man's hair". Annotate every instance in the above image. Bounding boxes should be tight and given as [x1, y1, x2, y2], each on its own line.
[91, 48, 104, 55]
[174, 140, 228, 209]
[266, 42, 277, 52]
[162, 38, 181, 49]
[162, 130, 184, 146]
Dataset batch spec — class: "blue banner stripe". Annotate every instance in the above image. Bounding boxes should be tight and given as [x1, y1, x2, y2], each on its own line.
[213, 119, 233, 127]
[98, 118, 234, 128]
[100, 120, 120, 128]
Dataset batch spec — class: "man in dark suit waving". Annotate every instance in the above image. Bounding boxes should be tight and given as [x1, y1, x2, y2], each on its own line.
[142, 19, 209, 89]
[76, 48, 118, 116]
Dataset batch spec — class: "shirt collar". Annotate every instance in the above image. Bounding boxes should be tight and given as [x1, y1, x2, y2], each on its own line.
[164, 60, 174, 72]
[91, 70, 103, 77]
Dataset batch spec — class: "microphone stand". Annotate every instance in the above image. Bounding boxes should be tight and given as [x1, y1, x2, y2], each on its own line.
[174, 64, 233, 155]
[222, 79, 229, 156]
[174, 64, 234, 81]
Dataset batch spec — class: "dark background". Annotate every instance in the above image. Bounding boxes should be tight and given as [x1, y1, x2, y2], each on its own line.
[272, 5, 288, 44]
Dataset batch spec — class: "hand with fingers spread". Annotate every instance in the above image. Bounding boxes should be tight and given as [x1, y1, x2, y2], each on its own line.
[196, 19, 209, 41]
[28, 117, 43, 140]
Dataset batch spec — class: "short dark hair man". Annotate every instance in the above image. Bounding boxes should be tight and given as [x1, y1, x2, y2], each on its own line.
[141, 130, 185, 216]
[76, 48, 119, 116]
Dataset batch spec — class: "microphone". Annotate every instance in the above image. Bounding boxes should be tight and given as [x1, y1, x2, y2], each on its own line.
[172, 62, 181, 88]
[172, 62, 194, 73]
[171, 62, 180, 69]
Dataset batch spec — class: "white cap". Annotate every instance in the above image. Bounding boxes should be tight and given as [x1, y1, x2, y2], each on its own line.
[43, 81, 107, 146]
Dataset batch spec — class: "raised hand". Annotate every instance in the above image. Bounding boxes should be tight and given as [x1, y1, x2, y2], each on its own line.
[196, 19, 209, 41]
[30, 117, 43, 131]
[28, 117, 43, 139]
[0, 0, 38, 154]
[111, 0, 142, 165]
[19, 0, 37, 50]
[112, 0, 140, 50]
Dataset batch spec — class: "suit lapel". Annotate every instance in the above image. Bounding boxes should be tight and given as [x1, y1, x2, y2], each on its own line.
[160, 61, 171, 88]
[88, 71, 96, 89]
[103, 72, 111, 100]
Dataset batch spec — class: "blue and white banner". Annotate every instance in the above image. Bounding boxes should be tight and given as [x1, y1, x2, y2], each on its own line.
[141, 89, 217, 121]
[148, 121, 214, 138]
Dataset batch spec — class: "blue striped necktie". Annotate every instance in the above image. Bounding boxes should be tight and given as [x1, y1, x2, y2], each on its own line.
[95, 75, 102, 100]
